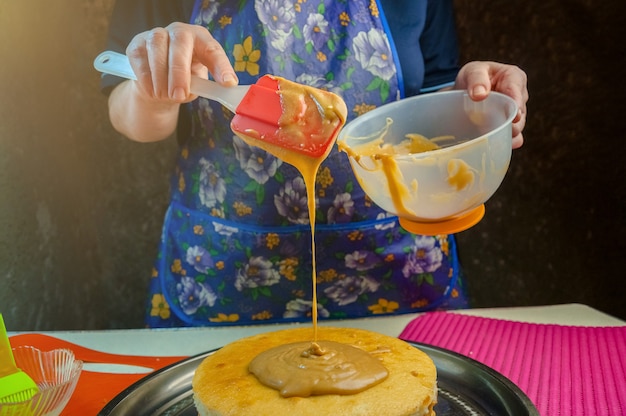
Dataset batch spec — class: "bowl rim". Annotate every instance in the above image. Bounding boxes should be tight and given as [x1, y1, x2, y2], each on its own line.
[338, 90, 518, 160]
[2, 346, 83, 407]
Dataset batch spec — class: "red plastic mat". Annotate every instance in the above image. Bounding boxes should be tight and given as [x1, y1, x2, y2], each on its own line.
[399, 311, 626, 416]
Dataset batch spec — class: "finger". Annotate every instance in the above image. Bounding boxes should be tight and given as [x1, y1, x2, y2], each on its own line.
[459, 62, 492, 101]
[512, 133, 524, 149]
[126, 33, 155, 98]
[512, 116, 526, 149]
[493, 66, 528, 149]
[190, 26, 238, 86]
[510, 88, 527, 150]
[165, 23, 196, 101]
[126, 28, 170, 100]
[145, 27, 171, 99]
[493, 64, 528, 126]
[166, 23, 237, 102]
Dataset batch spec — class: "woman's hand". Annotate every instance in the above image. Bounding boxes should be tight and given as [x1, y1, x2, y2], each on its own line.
[454, 61, 528, 149]
[108, 23, 238, 142]
[125, 22, 238, 104]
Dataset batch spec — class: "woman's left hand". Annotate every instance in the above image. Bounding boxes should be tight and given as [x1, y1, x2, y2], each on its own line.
[455, 61, 528, 149]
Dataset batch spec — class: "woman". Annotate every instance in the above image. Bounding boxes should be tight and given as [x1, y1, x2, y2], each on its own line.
[102, 0, 528, 327]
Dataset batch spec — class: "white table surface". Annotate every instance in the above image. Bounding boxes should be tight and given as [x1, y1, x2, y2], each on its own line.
[19, 303, 624, 365]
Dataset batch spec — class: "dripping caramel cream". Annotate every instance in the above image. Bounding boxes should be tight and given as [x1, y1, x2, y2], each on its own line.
[232, 77, 391, 396]
[192, 79, 438, 416]
[231, 74, 348, 338]
[232, 77, 347, 330]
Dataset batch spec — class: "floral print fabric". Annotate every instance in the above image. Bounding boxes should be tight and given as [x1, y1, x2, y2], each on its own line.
[146, 0, 468, 328]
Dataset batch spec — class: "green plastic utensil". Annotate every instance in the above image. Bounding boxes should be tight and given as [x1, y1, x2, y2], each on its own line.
[0, 313, 39, 403]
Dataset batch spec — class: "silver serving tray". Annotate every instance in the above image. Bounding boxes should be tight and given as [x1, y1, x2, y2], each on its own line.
[98, 342, 538, 415]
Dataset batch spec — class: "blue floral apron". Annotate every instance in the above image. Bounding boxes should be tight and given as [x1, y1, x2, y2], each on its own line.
[146, 0, 469, 327]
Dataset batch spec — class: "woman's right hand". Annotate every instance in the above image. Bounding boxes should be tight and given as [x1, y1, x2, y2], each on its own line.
[108, 23, 238, 142]
[125, 22, 238, 104]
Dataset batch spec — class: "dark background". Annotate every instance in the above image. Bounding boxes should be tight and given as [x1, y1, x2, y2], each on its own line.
[1, 1, 624, 330]
[454, 2, 626, 318]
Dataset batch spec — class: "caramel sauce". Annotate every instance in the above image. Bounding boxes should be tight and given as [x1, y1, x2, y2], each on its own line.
[337, 119, 444, 219]
[397, 133, 441, 154]
[233, 76, 390, 397]
[338, 117, 472, 221]
[233, 77, 347, 339]
[234, 75, 346, 159]
[249, 340, 388, 397]
[447, 159, 475, 191]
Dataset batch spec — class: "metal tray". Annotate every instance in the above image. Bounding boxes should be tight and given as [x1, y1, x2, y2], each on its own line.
[98, 342, 538, 415]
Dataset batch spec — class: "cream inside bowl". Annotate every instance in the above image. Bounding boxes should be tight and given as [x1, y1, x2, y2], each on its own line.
[337, 90, 517, 235]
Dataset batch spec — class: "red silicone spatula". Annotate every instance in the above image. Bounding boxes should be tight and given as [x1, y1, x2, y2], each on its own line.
[94, 51, 345, 158]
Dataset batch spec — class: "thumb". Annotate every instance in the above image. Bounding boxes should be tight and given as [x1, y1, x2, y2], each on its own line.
[457, 62, 492, 101]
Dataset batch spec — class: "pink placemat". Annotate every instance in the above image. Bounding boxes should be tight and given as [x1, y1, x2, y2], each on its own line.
[399, 311, 626, 416]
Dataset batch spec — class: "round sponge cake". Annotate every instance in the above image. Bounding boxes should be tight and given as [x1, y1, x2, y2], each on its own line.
[192, 326, 437, 416]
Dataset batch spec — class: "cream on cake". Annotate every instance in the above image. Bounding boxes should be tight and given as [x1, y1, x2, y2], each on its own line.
[192, 326, 437, 416]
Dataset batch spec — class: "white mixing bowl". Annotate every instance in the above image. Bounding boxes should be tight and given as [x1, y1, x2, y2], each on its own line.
[337, 90, 517, 234]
